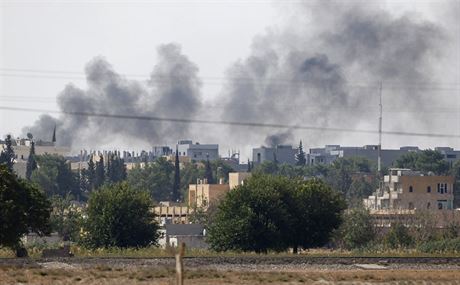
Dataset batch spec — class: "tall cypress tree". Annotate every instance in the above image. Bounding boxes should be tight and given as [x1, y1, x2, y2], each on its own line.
[0, 134, 15, 172]
[172, 146, 180, 202]
[26, 141, 37, 180]
[87, 156, 96, 191]
[95, 155, 105, 189]
[205, 157, 214, 184]
[106, 153, 113, 183]
[295, 140, 307, 166]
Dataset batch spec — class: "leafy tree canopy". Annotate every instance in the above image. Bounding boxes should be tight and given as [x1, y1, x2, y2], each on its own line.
[127, 157, 175, 202]
[0, 165, 51, 253]
[395, 149, 449, 175]
[339, 208, 375, 249]
[31, 154, 80, 199]
[82, 182, 160, 248]
[208, 175, 346, 253]
[0, 134, 15, 172]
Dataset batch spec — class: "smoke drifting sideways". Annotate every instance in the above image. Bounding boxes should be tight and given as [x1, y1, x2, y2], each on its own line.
[219, 0, 453, 149]
[23, 44, 202, 148]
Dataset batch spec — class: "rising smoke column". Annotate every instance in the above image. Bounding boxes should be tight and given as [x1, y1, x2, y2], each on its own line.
[220, 0, 448, 149]
[23, 43, 202, 147]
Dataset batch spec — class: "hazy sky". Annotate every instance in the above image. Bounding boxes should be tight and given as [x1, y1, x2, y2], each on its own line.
[1, 0, 459, 158]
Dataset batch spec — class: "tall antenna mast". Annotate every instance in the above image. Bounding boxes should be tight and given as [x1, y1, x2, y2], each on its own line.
[378, 81, 383, 174]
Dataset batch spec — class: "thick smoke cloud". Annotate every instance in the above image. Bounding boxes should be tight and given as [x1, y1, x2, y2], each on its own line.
[220, 0, 450, 149]
[24, 44, 201, 147]
[23, 1, 458, 153]
[264, 130, 294, 148]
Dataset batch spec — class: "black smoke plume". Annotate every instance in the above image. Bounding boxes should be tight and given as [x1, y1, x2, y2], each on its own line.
[23, 44, 201, 147]
[219, 0, 450, 149]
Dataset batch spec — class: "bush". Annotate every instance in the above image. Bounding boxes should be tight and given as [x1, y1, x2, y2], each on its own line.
[418, 238, 460, 254]
[82, 182, 160, 248]
[384, 223, 413, 249]
[340, 208, 375, 249]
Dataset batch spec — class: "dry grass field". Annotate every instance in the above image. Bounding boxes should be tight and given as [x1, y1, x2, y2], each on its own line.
[1, 263, 460, 285]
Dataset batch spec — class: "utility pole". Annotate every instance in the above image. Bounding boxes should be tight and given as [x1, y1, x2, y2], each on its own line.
[378, 81, 383, 175]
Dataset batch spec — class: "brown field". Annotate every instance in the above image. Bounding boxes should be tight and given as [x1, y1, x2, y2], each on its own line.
[1, 261, 460, 285]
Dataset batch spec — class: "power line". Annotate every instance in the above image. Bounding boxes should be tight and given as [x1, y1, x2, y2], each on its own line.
[1, 96, 459, 114]
[1, 71, 459, 91]
[1, 105, 459, 139]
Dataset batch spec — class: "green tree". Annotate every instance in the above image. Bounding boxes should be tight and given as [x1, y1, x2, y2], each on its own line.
[253, 160, 279, 175]
[25, 141, 37, 180]
[0, 134, 15, 172]
[287, 179, 346, 252]
[205, 158, 214, 184]
[50, 195, 83, 242]
[451, 160, 460, 208]
[180, 161, 205, 195]
[87, 156, 96, 191]
[395, 149, 449, 175]
[340, 208, 375, 249]
[106, 152, 127, 184]
[127, 157, 174, 202]
[295, 140, 307, 166]
[31, 154, 79, 199]
[95, 155, 105, 189]
[208, 175, 291, 253]
[208, 175, 346, 253]
[347, 178, 375, 207]
[172, 147, 181, 201]
[82, 182, 160, 248]
[0, 165, 51, 256]
[211, 160, 234, 183]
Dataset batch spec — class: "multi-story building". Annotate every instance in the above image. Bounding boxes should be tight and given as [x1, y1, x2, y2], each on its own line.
[364, 168, 455, 211]
[176, 140, 219, 161]
[307, 145, 421, 167]
[188, 178, 230, 209]
[155, 172, 250, 224]
[252, 145, 297, 165]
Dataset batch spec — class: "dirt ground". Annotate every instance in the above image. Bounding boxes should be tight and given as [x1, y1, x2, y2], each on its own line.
[1, 259, 460, 285]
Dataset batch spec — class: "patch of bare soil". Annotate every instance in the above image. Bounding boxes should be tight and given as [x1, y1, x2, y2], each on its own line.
[1, 263, 460, 285]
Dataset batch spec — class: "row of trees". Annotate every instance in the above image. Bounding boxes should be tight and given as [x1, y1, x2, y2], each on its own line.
[127, 157, 235, 203]
[0, 163, 159, 252]
[252, 156, 377, 206]
[338, 207, 460, 251]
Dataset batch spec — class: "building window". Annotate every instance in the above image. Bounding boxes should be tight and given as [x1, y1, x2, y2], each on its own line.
[408, 202, 414, 210]
[427, 202, 431, 209]
[438, 203, 443, 210]
[437, 183, 447, 194]
[427, 186, 431, 193]
[409, 186, 413, 193]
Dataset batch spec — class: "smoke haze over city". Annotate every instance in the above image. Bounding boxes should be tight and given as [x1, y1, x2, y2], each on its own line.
[1, 0, 459, 158]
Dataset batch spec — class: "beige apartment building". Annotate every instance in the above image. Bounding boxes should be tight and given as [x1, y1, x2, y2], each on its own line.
[188, 179, 230, 209]
[364, 168, 455, 211]
[154, 172, 252, 224]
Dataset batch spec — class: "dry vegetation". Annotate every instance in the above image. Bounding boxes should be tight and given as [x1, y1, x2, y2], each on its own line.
[1, 264, 460, 285]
